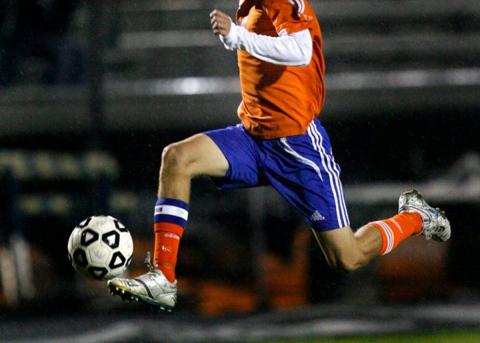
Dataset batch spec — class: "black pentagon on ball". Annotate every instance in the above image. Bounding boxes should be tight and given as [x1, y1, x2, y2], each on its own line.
[73, 249, 88, 268]
[109, 251, 126, 269]
[102, 230, 120, 249]
[113, 219, 128, 232]
[81, 228, 99, 246]
[88, 266, 109, 280]
[77, 217, 92, 228]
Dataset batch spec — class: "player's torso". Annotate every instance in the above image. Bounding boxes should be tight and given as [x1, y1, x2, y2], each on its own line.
[236, 0, 326, 139]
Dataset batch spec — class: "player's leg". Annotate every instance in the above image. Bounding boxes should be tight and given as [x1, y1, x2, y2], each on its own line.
[108, 133, 229, 310]
[108, 125, 263, 310]
[314, 189, 451, 271]
[311, 225, 381, 272]
[152, 134, 229, 284]
[264, 119, 450, 272]
[153, 126, 266, 285]
[158, 133, 229, 202]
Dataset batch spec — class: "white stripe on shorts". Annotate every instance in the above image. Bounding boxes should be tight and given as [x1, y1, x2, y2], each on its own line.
[311, 122, 349, 226]
[279, 137, 323, 181]
[307, 122, 349, 227]
[155, 205, 189, 221]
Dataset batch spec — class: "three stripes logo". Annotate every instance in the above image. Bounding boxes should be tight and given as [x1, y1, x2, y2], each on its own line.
[310, 210, 325, 222]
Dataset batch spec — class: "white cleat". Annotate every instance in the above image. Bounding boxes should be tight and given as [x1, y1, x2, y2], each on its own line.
[107, 255, 176, 312]
[399, 189, 451, 242]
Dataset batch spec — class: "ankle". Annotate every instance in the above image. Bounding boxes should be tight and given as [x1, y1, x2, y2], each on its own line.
[155, 262, 176, 282]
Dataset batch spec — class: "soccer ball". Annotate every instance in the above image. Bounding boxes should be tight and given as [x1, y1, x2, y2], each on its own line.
[67, 215, 133, 280]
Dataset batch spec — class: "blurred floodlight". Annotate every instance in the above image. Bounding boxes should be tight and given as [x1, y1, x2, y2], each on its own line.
[107, 68, 480, 97]
[328, 68, 480, 90]
[111, 77, 240, 96]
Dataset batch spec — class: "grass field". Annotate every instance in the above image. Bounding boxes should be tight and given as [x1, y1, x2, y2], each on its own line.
[263, 330, 480, 343]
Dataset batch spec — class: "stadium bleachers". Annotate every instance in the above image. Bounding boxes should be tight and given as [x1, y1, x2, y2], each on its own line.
[1, 0, 480, 135]
[112, 0, 480, 77]
[0, 150, 121, 305]
[0, 0, 479, 316]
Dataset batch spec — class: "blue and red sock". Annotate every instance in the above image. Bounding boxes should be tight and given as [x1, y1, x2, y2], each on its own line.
[153, 198, 189, 282]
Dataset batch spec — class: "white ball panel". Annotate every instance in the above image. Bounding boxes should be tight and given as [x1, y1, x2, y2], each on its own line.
[67, 228, 81, 255]
[86, 241, 112, 266]
[119, 231, 134, 257]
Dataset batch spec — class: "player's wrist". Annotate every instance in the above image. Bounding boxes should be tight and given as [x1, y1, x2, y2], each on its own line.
[221, 20, 239, 49]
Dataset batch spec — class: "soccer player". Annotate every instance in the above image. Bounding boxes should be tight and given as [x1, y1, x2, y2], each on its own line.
[108, 0, 451, 311]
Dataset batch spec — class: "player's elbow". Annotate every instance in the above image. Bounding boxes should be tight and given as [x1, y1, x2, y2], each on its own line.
[292, 52, 310, 66]
[296, 45, 312, 66]
[285, 41, 311, 66]
[291, 30, 312, 66]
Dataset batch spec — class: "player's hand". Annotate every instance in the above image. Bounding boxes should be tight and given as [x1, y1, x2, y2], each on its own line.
[209, 9, 232, 37]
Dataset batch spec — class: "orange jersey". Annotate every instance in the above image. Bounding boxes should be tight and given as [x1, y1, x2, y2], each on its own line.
[236, 0, 326, 139]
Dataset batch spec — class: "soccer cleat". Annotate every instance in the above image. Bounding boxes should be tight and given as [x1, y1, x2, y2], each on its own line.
[107, 253, 176, 312]
[398, 189, 451, 242]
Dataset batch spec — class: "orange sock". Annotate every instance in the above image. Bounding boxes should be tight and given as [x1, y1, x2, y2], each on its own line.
[154, 222, 183, 282]
[153, 198, 189, 282]
[370, 212, 423, 255]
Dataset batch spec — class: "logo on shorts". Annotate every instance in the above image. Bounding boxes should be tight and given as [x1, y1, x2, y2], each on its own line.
[310, 210, 325, 222]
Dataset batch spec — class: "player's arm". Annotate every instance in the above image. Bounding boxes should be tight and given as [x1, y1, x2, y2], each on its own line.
[209, 9, 312, 67]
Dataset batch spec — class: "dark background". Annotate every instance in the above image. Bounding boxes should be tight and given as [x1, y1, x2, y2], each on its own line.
[0, 0, 479, 330]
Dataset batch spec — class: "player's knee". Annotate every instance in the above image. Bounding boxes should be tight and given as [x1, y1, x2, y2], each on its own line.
[161, 142, 192, 175]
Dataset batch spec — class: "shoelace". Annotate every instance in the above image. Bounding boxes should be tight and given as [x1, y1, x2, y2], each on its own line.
[143, 252, 173, 288]
[144, 251, 155, 272]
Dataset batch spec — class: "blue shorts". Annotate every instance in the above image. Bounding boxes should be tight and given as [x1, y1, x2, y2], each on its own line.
[204, 119, 350, 231]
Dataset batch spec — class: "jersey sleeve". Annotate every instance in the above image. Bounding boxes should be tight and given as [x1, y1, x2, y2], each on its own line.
[262, 0, 312, 35]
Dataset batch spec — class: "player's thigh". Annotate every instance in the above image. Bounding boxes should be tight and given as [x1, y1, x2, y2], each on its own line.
[265, 129, 350, 230]
[164, 133, 229, 178]
[204, 124, 264, 189]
